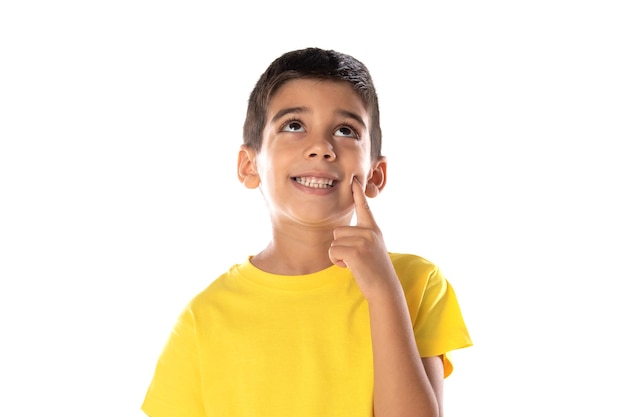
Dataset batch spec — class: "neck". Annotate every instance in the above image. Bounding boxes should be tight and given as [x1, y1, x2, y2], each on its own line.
[251, 226, 337, 275]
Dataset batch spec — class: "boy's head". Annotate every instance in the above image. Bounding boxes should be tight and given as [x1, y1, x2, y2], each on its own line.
[243, 47, 382, 161]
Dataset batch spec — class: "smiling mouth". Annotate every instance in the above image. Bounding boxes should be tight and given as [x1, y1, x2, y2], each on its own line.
[293, 177, 337, 189]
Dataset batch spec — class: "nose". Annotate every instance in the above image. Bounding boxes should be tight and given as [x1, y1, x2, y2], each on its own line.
[305, 136, 336, 161]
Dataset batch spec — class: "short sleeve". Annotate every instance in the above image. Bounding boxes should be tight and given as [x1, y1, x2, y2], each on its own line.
[414, 265, 472, 376]
[141, 307, 205, 417]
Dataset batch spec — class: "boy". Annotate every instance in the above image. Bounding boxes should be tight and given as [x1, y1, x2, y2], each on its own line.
[142, 47, 472, 417]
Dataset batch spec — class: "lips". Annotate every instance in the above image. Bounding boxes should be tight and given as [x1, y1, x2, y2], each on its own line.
[292, 176, 337, 189]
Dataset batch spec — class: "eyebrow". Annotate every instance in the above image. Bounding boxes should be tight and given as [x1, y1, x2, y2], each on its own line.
[270, 107, 307, 124]
[269, 107, 368, 131]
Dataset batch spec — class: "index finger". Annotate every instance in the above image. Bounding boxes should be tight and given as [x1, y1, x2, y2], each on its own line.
[352, 178, 377, 228]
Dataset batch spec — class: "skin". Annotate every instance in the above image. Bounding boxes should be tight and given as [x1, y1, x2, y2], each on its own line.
[238, 78, 444, 417]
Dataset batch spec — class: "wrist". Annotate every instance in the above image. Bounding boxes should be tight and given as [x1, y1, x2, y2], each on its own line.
[363, 278, 404, 306]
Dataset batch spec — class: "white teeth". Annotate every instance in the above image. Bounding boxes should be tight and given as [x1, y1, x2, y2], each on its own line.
[294, 177, 336, 188]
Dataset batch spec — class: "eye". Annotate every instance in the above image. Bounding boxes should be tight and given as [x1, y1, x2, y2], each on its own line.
[280, 119, 305, 132]
[334, 124, 359, 139]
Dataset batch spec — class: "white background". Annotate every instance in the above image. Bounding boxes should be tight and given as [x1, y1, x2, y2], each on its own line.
[1, 1, 625, 416]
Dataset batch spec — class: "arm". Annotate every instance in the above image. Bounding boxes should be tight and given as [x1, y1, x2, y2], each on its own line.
[368, 287, 443, 417]
[330, 180, 443, 417]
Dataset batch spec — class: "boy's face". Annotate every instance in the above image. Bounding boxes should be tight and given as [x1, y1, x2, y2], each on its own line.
[238, 78, 386, 227]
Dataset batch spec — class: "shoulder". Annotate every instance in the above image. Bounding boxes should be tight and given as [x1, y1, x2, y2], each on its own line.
[389, 252, 440, 279]
[183, 263, 243, 314]
[388, 252, 447, 295]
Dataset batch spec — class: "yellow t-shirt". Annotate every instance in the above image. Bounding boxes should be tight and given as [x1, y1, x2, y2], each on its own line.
[142, 253, 472, 417]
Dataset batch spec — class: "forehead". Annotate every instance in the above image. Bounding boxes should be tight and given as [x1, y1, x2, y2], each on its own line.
[268, 78, 369, 118]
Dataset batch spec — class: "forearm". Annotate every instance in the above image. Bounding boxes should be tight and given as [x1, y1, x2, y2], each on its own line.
[368, 284, 440, 417]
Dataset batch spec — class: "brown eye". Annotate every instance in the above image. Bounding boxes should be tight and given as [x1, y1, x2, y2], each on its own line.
[335, 125, 358, 138]
[281, 121, 304, 132]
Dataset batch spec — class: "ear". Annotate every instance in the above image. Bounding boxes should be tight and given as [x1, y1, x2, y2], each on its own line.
[237, 145, 260, 189]
[365, 157, 387, 198]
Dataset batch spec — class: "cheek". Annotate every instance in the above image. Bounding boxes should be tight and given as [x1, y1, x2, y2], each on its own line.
[359, 156, 375, 176]
[253, 150, 274, 178]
